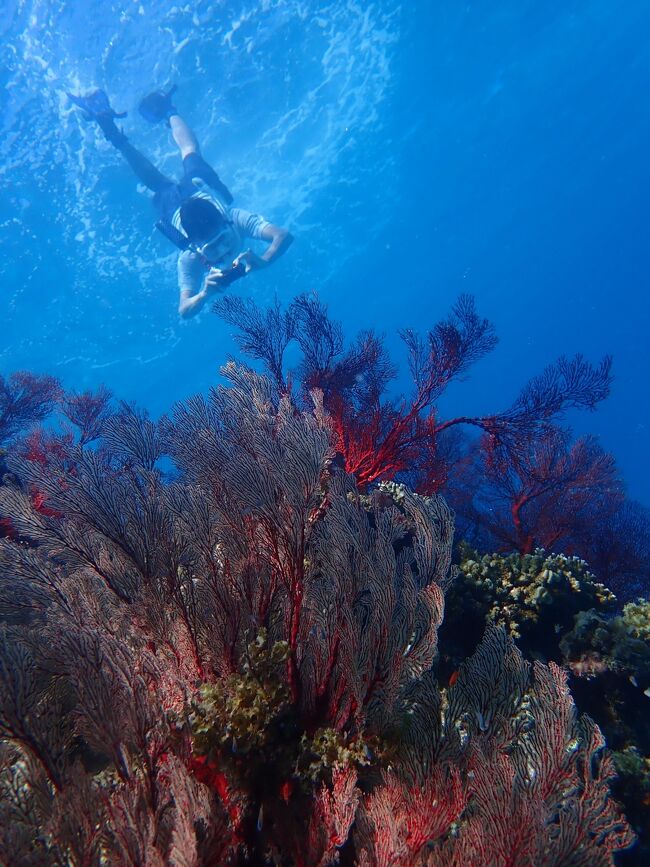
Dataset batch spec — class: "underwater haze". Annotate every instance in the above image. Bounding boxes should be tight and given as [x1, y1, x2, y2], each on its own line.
[1, 0, 649, 503]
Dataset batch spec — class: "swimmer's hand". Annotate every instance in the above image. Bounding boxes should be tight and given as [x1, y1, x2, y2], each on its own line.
[205, 268, 229, 294]
[234, 249, 267, 272]
[205, 261, 247, 292]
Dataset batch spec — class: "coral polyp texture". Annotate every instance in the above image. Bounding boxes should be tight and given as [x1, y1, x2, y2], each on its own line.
[0, 364, 634, 864]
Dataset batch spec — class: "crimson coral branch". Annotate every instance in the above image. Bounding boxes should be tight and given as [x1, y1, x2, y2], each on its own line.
[213, 294, 613, 500]
[460, 426, 623, 554]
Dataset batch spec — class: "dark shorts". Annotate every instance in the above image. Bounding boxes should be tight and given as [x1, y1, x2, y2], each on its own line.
[154, 153, 233, 223]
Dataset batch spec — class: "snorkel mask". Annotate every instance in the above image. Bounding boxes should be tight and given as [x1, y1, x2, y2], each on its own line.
[180, 196, 233, 261]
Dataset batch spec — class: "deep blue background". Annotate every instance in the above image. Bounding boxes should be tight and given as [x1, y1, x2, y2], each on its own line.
[1, 1, 649, 501]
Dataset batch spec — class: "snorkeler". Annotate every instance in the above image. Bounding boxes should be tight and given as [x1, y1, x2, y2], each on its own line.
[67, 88, 293, 318]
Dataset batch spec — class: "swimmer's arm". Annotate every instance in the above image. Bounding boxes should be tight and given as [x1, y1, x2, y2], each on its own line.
[178, 251, 210, 319]
[179, 271, 229, 318]
[259, 223, 293, 264]
[236, 223, 294, 273]
[179, 285, 209, 319]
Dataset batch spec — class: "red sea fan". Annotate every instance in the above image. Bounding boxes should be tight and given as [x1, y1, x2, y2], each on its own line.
[213, 294, 613, 496]
[60, 385, 113, 446]
[0, 371, 61, 446]
[470, 426, 623, 554]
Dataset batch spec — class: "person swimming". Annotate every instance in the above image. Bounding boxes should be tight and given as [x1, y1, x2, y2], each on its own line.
[68, 87, 293, 318]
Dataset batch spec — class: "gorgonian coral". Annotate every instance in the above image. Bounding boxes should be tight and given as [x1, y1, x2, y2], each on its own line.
[0, 372, 61, 447]
[213, 293, 644, 595]
[0, 363, 634, 864]
[213, 293, 613, 493]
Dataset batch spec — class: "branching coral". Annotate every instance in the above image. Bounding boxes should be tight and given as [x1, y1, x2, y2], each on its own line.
[355, 628, 634, 865]
[580, 500, 650, 601]
[0, 372, 61, 447]
[461, 426, 624, 555]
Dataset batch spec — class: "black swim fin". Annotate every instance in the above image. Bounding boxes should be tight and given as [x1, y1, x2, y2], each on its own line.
[67, 89, 127, 121]
[138, 86, 178, 124]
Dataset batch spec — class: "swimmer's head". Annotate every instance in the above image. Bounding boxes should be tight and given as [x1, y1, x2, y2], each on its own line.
[180, 197, 225, 243]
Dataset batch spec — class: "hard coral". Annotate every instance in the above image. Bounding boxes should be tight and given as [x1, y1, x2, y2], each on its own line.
[560, 601, 650, 686]
[441, 546, 616, 662]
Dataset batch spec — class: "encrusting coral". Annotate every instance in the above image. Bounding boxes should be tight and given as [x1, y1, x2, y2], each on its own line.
[190, 629, 292, 757]
[0, 363, 635, 864]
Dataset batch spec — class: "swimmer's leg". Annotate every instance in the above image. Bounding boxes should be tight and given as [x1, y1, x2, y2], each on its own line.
[136, 88, 233, 202]
[69, 90, 172, 192]
[168, 114, 233, 204]
[98, 116, 171, 193]
[169, 114, 200, 159]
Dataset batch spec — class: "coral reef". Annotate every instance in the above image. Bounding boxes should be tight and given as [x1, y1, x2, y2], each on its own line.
[551, 600, 650, 861]
[0, 364, 633, 864]
[214, 293, 650, 601]
[439, 547, 650, 860]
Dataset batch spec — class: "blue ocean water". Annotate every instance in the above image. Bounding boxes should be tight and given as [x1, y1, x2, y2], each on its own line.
[1, 0, 649, 503]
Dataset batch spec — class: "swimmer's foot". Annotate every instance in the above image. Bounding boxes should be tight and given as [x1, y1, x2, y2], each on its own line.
[67, 89, 127, 122]
[138, 86, 178, 124]
[67, 89, 128, 146]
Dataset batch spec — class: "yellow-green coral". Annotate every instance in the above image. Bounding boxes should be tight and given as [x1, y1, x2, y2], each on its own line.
[560, 604, 650, 681]
[613, 746, 650, 789]
[298, 727, 374, 782]
[190, 629, 290, 756]
[377, 480, 409, 505]
[622, 599, 650, 643]
[452, 548, 615, 640]
[612, 746, 650, 842]
[188, 629, 381, 795]
[349, 481, 417, 512]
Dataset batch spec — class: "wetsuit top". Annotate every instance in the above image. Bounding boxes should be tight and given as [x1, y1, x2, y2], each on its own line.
[173, 189, 270, 297]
